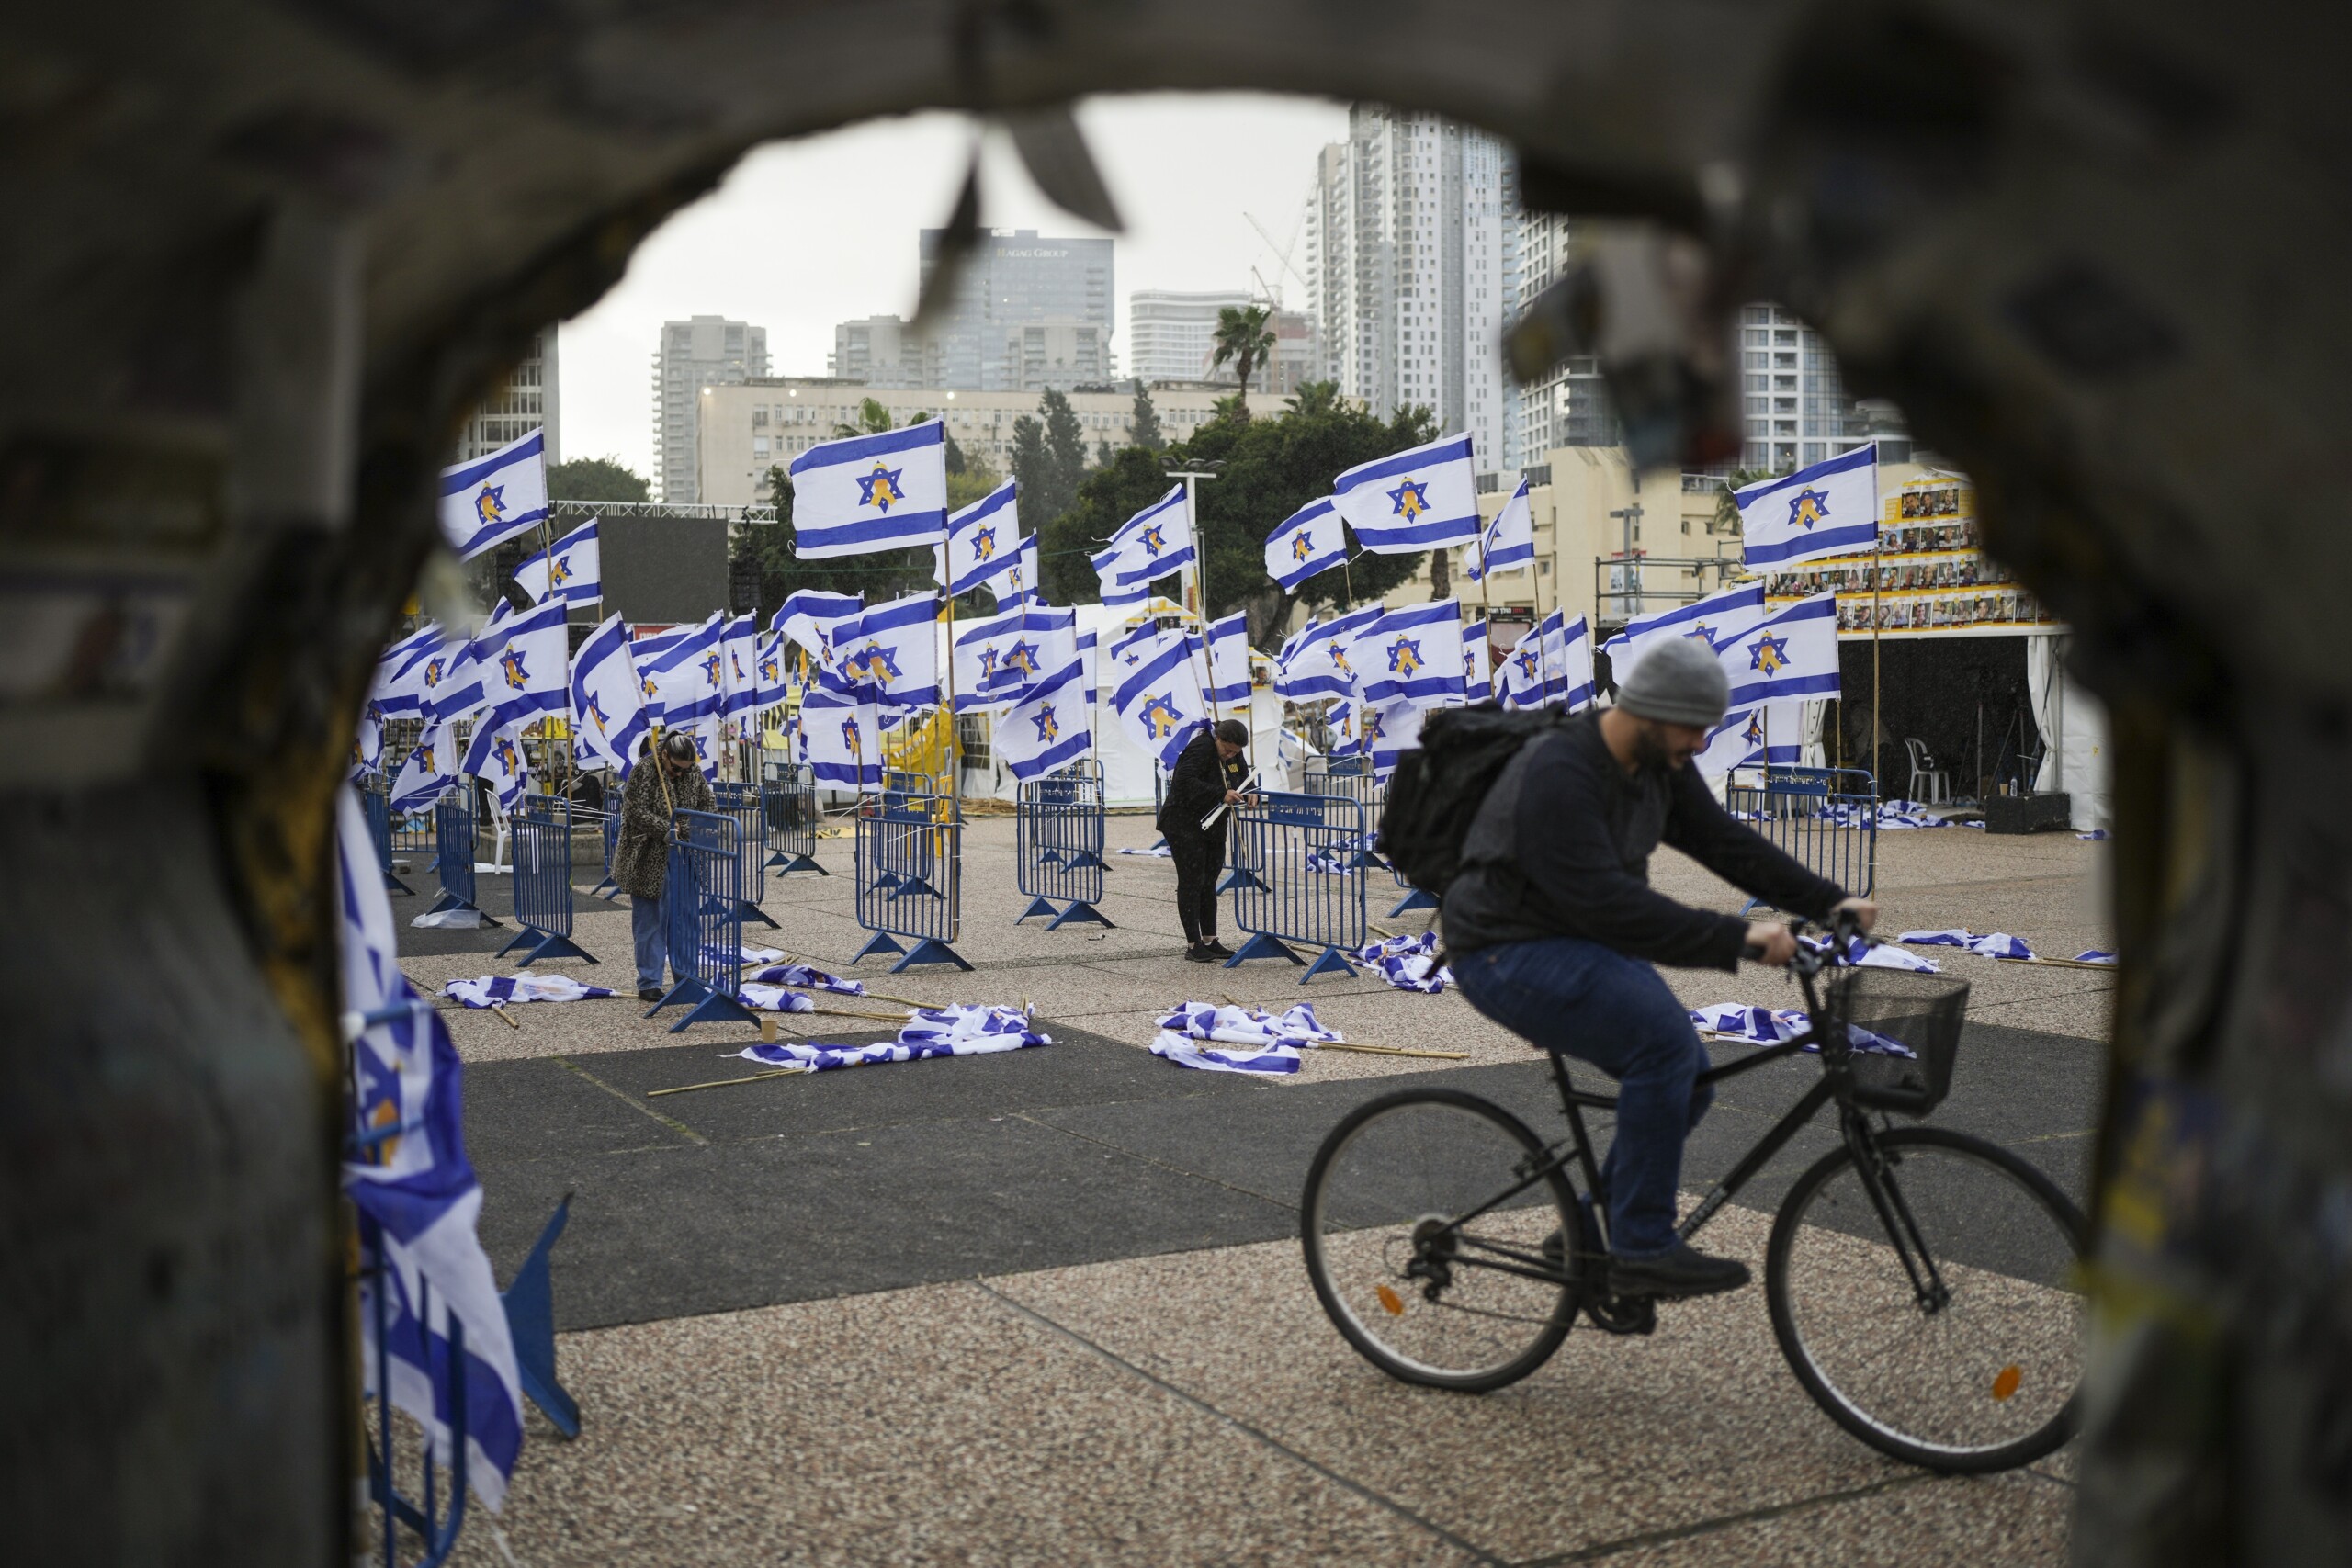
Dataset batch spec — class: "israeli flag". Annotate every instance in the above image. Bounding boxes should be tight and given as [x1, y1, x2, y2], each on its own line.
[475, 600, 570, 733]
[1697, 706, 1767, 781]
[1603, 581, 1767, 679]
[1736, 444, 1880, 568]
[752, 631, 790, 713]
[941, 481, 1024, 598]
[1111, 630, 1210, 769]
[1722, 592, 1841, 705]
[832, 592, 942, 711]
[1463, 620, 1492, 700]
[949, 604, 1024, 712]
[1098, 485, 1195, 598]
[334, 788, 526, 1508]
[1206, 612, 1252, 707]
[999, 531, 1041, 607]
[1546, 613, 1598, 710]
[1332, 433, 1481, 553]
[514, 519, 600, 606]
[353, 705, 384, 779]
[438, 429, 549, 562]
[997, 654, 1091, 781]
[1498, 624, 1545, 709]
[800, 684, 882, 792]
[462, 720, 531, 811]
[718, 614, 761, 720]
[984, 604, 1079, 707]
[570, 614, 650, 776]
[1263, 496, 1347, 591]
[372, 624, 447, 716]
[786, 419, 949, 559]
[773, 589, 864, 689]
[417, 632, 484, 728]
[390, 722, 455, 811]
[1363, 698, 1428, 780]
[1276, 604, 1381, 701]
[1350, 599, 1467, 707]
[1466, 478, 1535, 581]
[645, 613, 725, 727]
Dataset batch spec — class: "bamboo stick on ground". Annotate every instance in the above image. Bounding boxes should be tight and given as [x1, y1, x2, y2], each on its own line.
[649, 1067, 805, 1097]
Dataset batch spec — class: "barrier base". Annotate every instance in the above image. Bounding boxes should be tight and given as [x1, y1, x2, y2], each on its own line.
[384, 870, 416, 897]
[588, 874, 621, 900]
[1014, 895, 1061, 924]
[889, 938, 974, 975]
[770, 852, 830, 876]
[1047, 900, 1114, 931]
[646, 976, 761, 1033]
[738, 898, 780, 930]
[887, 875, 945, 901]
[1386, 886, 1439, 917]
[1296, 944, 1358, 985]
[424, 890, 501, 925]
[500, 1199, 582, 1439]
[498, 925, 599, 966]
[1216, 865, 1270, 896]
[1223, 931, 1304, 969]
[851, 930, 907, 964]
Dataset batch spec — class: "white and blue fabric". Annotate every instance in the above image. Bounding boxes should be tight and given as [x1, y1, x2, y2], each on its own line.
[773, 589, 865, 684]
[1898, 928, 2033, 961]
[570, 614, 650, 775]
[1461, 620, 1492, 701]
[999, 656, 1092, 781]
[443, 975, 616, 1008]
[1264, 495, 1348, 591]
[462, 720, 531, 811]
[831, 592, 943, 711]
[1721, 592, 1841, 706]
[372, 625, 447, 717]
[1466, 477, 1534, 581]
[1206, 611, 1252, 707]
[1691, 998, 1913, 1056]
[514, 519, 599, 606]
[1736, 443, 1881, 569]
[474, 600, 571, 733]
[738, 987, 818, 1013]
[390, 722, 455, 811]
[1332, 432, 1480, 553]
[1363, 697, 1428, 780]
[1603, 581, 1767, 683]
[1350, 599, 1466, 707]
[1095, 484, 1195, 602]
[799, 683, 882, 792]
[1545, 613, 1597, 709]
[1150, 1001, 1344, 1075]
[1111, 630, 1209, 769]
[941, 479, 1024, 597]
[417, 624, 488, 728]
[743, 962, 865, 996]
[2075, 950, 2119, 965]
[976, 604, 1079, 708]
[950, 604, 1026, 712]
[731, 1005, 1052, 1073]
[787, 419, 950, 559]
[1276, 605, 1376, 701]
[1354, 931, 1453, 993]
[752, 631, 790, 714]
[353, 705, 384, 779]
[643, 613, 724, 728]
[334, 787, 525, 1509]
[1498, 624, 1545, 709]
[438, 428, 549, 562]
[718, 615, 761, 720]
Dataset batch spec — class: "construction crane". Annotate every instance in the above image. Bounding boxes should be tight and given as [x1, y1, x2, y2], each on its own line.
[1244, 189, 1313, 308]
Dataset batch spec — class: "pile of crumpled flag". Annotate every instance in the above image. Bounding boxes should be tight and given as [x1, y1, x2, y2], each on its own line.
[729, 1004, 1051, 1074]
[738, 986, 821, 1013]
[443, 974, 616, 1008]
[1817, 799, 1962, 830]
[2073, 950, 2118, 965]
[1898, 928, 2033, 960]
[1151, 1001, 1344, 1075]
[745, 961, 865, 995]
[1353, 931, 1453, 993]
[1689, 1001, 1914, 1056]
[1304, 852, 1359, 875]
[1118, 845, 1172, 857]
[1804, 935, 1942, 973]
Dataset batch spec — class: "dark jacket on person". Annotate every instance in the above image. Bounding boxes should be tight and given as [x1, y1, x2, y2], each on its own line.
[615, 755, 717, 900]
[1157, 728, 1247, 840]
[1442, 710, 1844, 970]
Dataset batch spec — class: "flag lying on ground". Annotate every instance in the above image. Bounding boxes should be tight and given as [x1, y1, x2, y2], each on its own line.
[514, 519, 600, 605]
[334, 786, 525, 1509]
[739, 986, 818, 1013]
[1205, 611, 1252, 707]
[571, 614, 650, 776]
[1898, 929, 2032, 960]
[1263, 495, 1348, 590]
[1333, 432, 1480, 552]
[439, 428, 549, 561]
[1721, 592, 1840, 706]
[443, 975, 616, 1008]
[941, 480, 1024, 597]
[1736, 443, 1881, 569]
[731, 1005, 1052, 1073]
[787, 420, 949, 559]
[1466, 477, 1534, 581]
[1111, 630, 1209, 769]
[1351, 600, 1466, 707]
[743, 962, 865, 995]
[1354, 931, 1453, 993]
[1150, 1001, 1344, 1075]
[1690, 999, 1916, 1055]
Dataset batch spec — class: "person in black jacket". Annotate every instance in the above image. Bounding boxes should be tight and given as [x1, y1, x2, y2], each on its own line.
[1157, 718, 1253, 962]
[1445, 637, 1877, 1300]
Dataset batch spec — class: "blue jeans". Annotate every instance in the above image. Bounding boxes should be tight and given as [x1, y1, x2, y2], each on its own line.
[1452, 937, 1714, 1258]
[629, 851, 702, 990]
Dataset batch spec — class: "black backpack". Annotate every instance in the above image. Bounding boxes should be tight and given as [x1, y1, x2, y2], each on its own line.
[1377, 703, 1571, 898]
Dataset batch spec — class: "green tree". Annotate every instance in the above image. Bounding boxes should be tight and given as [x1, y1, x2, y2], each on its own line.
[1210, 304, 1276, 415]
[1712, 466, 1784, 534]
[1041, 389, 1089, 500]
[1128, 378, 1166, 453]
[833, 397, 895, 438]
[546, 456, 650, 502]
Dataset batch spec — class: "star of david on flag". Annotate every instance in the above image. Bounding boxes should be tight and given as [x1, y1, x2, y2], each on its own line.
[1721, 592, 1841, 706]
[514, 519, 601, 606]
[474, 600, 569, 732]
[1275, 604, 1381, 702]
[1332, 432, 1480, 553]
[1349, 599, 1466, 707]
[437, 428, 549, 561]
[1110, 631, 1208, 768]
[788, 419, 949, 559]
[1736, 443, 1881, 568]
[1602, 581, 1767, 685]
[1543, 612, 1597, 710]
[1262, 495, 1348, 591]
[1093, 485, 1195, 605]
[996, 644, 1091, 781]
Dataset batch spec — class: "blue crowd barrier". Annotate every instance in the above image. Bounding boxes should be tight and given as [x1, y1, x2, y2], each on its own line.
[853, 783, 970, 973]
[1225, 791, 1368, 983]
[1726, 765, 1879, 909]
[1014, 761, 1113, 929]
[1386, 862, 1438, 919]
[362, 1231, 468, 1568]
[362, 776, 414, 896]
[762, 761, 827, 876]
[497, 796, 596, 966]
[425, 793, 497, 924]
[588, 808, 622, 900]
[713, 782, 779, 929]
[646, 809, 760, 1032]
[1301, 756, 1387, 871]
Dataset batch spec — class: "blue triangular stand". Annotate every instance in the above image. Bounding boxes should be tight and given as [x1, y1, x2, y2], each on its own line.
[1223, 931, 1303, 969]
[500, 1197, 581, 1438]
[498, 925, 600, 966]
[887, 875, 944, 900]
[1014, 895, 1061, 924]
[1216, 864, 1271, 895]
[1047, 901, 1114, 931]
[1066, 850, 1106, 872]
[384, 869, 415, 897]
[1296, 944, 1358, 984]
[851, 930, 907, 964]
[1387, 886, 1439, 917]
[889, 938, 973, 974]
[644, 976, 762, 1033]
[737, 899, 780, 930]
[587, 873, 621, 900]
[424, 890, 501, 926]
[770, 852, 829, 876]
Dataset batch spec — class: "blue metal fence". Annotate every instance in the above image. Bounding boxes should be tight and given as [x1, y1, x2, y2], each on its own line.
[712, 782, 779, 929]
[853, 783, 971, 972]
[425, 792, 497, 924]
[1225, 791, 1368, 983]
[361, 776, 414, 896]
[1014, 761, 1113, 929]
[762, 761, 827, 876]
[1725, 765, 1879, 907]
[645, 808, 760, 1032]
[588, 808, 622, 900]
[1302, 756, 1386, 871]
[497, 796, 596, 965]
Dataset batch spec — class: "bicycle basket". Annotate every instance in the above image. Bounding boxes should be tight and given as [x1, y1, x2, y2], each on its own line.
[1824, 968, 1970, 1114]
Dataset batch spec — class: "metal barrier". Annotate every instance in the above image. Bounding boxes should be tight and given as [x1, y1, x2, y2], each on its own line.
[853, 783, 970, 972]
[1225, 791, 1368, 983]
[761, 761, 828, 876]
[589, 808, 622, 899]
[425, 792, 498, 924]
[646, 809, 760, 1032]
[1302, 756, 1386, 870]
[360, 1224, 469, 1568]
[1014, 761, 1113, 929]
[1387, 862, 1438, 919]
[361, 776, 414, 896]
[712, 782, 779, 929]
[497, 796, 596, 966]
[1724, 765, 1879, 908]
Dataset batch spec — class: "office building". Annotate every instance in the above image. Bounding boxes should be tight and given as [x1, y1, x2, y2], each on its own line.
[1513, 213, 1620, 457]
[829, 315, 923, 388]
[452, 326, 559, 465]
[915, 229, 1114, 392]
[652, 315, 769, 502]
[1128, 290, 1250, 386]
[1736, 302, 1895, 471]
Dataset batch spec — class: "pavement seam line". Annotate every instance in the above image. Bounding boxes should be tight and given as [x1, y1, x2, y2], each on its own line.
[551, 1055, 708, 1145]
[1011, 1111, 1302, 1213]
[1506, 1470, 1944, 1566]
[968, 1280, 1510, 1568]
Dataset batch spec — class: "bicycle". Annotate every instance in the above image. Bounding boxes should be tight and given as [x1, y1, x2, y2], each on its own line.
[1298, 914, 2088, 1473]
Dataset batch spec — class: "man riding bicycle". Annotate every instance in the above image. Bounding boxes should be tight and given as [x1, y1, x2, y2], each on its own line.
[1443, 637, 1877, 1300]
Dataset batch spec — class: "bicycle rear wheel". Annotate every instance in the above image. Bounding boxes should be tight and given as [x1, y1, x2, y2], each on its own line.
[1300, 1089, 1579, 1393]
[1766, 1125, 2087, 1472]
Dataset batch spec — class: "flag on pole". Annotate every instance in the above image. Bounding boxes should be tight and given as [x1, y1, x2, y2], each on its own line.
[438, 429, 550, 562]
[799, 684, 881, 791]
[1332, 432, 1481, 553]
[389, 722, 455, 811]
[514, 519, 600, 606]
[773, 589, 864, 690]
[718, 614, 761, 720]
[1602, 581, 1768, 679]
[1721, 592, 1841, 705]
[1263, 496, 1348, 591]
[1363, 698, 1428, 779]
[1350, 599, 1467, 707]
[949, 604, 1024, 711]
[1465, 478, 1534, 581]
[371, 625, 447, 717]
[1205, 611, 1252, 707]
[1111, 630, 1210, 768]
[996, 653, 1091, 781]
[983, 604, 1079, 707]
[1095, 485, 1195, 600]
[786, 420, 950, 559]
[1462, 620, 1491, 701]
[1276, 604, 1381, 701]
[571, 614, 650, 775]
[1736, 444, 1881, 568]
[644, 613, 725, 728]
[1498, 624, 1545, 709]
[474, 600, 570, 733]
[1547, 613, 1598, 710]
[941, 480, 1025, 598]
[831, 592, 943, 710]
[462, 720, 532, 812]
[752, 631, 790, 713]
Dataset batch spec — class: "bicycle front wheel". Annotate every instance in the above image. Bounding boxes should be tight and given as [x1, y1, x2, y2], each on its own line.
[1766, 1125, 2088, 1472]
[1301, 1089, 1579, 1393]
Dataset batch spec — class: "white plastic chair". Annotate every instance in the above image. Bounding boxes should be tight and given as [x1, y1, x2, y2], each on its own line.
[1905, 738, 1951, 806]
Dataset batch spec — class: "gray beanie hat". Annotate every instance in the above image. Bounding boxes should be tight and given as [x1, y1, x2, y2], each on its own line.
[1615, 637, 1729, 728]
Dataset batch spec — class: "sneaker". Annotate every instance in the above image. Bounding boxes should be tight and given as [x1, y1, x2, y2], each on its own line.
[1606, 1243, 1751, 1299]
[1183, 943, 1220, 964]
[1201, 938, 1234, 958]
[639, 987, 662, 1002]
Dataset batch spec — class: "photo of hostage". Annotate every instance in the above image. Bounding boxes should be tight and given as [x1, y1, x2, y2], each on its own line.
[614, 728, 718, 1001]
[1443, 638, 1879, 1300]
[1157, 717, 1258, 964]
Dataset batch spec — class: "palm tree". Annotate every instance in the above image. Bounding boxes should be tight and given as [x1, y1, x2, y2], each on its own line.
[1210, 304, 1277, 417]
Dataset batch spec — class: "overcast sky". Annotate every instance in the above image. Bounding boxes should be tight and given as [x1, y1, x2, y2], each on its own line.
[559, 93, 1351, 478]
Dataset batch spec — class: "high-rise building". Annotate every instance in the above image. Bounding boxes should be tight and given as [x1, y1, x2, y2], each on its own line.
[453, 326, 560, 465]
[829, 315, 922, 388]
[1304, 108, 1517, 477]
[651, 315, 769, 502]
[1736, 301, 1891, 471]
[915, 229, 1114, 392]
[1128, 290, 1250, 386]
[1513, 213, 1619, 457]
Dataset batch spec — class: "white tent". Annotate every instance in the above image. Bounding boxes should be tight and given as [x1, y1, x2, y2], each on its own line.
[2028, 633, 2109, 831]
